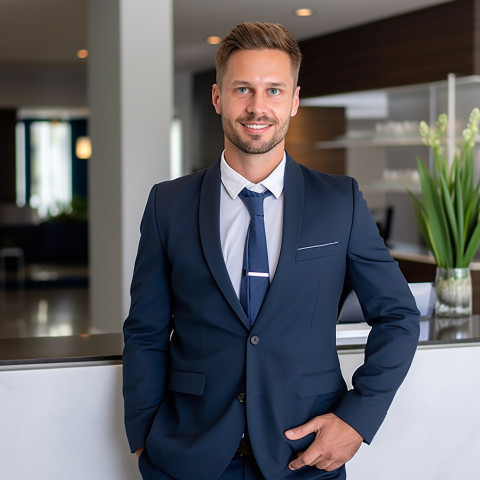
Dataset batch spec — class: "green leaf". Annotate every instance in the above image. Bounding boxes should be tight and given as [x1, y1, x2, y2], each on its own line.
[463, 218, 480, 266]
[464, 198, 480, 247]
[423, 212, 445, 266]
[448, 154, 457, 188]
[463, 177, 480, 243]
[454, 171, 464, 265]
[407, 189, 434, 254]
[416, 158, 453, 266]
[439, 173, 459, 263]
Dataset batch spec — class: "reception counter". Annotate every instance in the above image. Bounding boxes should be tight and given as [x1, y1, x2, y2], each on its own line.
[1, 318, 479, 480]
[338, 316, 480, 480]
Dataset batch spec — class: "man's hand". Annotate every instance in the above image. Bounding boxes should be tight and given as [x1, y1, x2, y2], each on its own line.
[135, 448, 145, 461]
[285, 413, 363, 472]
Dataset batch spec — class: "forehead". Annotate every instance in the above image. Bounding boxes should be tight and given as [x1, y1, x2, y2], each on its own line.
[222, 49, 295, 86]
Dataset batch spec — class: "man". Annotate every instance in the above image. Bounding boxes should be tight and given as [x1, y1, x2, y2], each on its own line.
[123, 22, 420, 480]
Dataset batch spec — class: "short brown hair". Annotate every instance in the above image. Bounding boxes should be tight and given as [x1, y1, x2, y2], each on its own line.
[215, 22, 302, 87]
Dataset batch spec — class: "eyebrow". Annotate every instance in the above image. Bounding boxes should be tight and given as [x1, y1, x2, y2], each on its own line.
[231, 80, 288, 88]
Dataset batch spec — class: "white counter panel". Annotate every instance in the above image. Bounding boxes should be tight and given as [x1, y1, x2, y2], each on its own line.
[344, 344, 480, 479]
[0, 363, 140, 480]
[1, 343, 479, 479]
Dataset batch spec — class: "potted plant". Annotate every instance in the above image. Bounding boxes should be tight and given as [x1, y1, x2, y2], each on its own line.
[408, 108, 480, 317]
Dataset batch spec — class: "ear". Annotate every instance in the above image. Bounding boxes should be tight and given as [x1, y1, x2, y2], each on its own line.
[212, 84, 221, 115]
[290, 86, 300, 118]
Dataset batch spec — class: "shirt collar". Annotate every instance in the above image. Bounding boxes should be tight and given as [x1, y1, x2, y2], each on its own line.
[220, 151, 285, 200]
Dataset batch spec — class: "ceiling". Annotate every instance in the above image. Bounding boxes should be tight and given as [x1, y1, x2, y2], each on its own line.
[0, 0, 453, 73]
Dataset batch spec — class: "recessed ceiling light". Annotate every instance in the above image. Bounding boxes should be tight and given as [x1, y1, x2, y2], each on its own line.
[77, 49, 89, 59]
[295, 8, 313, 17]
[206, 36, 222, 45]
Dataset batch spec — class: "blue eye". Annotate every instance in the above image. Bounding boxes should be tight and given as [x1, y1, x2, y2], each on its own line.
[237, 87, 249, 94]
[269, 88, 280, 95]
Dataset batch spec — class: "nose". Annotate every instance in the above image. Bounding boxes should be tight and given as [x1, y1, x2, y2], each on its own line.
[246, 93, 267, 116]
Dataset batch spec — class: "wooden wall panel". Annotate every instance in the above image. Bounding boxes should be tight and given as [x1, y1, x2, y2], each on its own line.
[286, 106, 345, 174]
[299, 0, 480, 98]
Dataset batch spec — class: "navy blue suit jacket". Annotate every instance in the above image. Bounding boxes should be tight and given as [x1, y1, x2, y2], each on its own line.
[123, 154, 420, 480]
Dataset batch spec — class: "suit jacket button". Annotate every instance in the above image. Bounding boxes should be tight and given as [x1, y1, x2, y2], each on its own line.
[250, 335, 260, 345]
[237, 392, 246, 403]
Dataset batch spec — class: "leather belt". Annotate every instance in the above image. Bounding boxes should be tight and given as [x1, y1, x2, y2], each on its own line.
[236, 436, 253, 456]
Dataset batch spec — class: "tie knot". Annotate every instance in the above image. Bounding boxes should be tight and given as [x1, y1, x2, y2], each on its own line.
[239, 188, 272, 217]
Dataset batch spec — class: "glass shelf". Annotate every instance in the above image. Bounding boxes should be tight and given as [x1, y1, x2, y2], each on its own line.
[309, 75, 480, 245]
[316, 135, 480, 149]
[316, 135, 425, 149]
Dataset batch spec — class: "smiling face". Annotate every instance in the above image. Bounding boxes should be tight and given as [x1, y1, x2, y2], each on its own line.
[212, 49, 300, 162]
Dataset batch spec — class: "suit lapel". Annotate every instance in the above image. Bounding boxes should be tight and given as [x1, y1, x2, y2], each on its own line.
[199, 160, 250, 329]
[254, 154, 305, 327]
[199, 155, 305, 330]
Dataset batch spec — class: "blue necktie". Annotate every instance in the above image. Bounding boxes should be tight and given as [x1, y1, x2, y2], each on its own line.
[239, 188, 273, 327]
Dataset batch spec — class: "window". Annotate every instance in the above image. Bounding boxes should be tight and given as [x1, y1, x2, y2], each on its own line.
[29, 121, 72, 217]
[16, 115, 89, 220]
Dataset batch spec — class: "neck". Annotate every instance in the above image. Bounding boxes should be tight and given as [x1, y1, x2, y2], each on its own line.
[224, 141, 284, 184]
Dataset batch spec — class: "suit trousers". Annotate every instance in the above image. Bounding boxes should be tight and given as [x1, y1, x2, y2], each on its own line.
[138, 450, 264, 480]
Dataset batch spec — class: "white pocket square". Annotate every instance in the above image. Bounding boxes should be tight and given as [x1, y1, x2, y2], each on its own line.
[297, 241, 340, 251]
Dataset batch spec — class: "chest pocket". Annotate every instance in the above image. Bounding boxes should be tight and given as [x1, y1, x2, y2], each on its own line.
[295, 241, 341, 261]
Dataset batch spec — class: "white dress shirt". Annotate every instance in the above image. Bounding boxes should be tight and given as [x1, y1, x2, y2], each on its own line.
[219, 152, 285, 298]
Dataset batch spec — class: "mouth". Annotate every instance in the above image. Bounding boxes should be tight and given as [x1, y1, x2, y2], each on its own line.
[241, 123, 272, 132]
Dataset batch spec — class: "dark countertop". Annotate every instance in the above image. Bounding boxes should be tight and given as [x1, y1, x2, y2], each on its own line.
[418, 315, 480, 345]
[337, 315, 480, 350]
[1, 316, 480, 367]
[0, 333, 123, 366]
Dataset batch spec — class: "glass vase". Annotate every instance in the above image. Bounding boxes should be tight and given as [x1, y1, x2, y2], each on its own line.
[435, 267, 472, 318]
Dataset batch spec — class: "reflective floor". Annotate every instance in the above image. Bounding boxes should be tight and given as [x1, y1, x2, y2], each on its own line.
[0, 287, 90, 339]
[0, 265, 90, 339]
